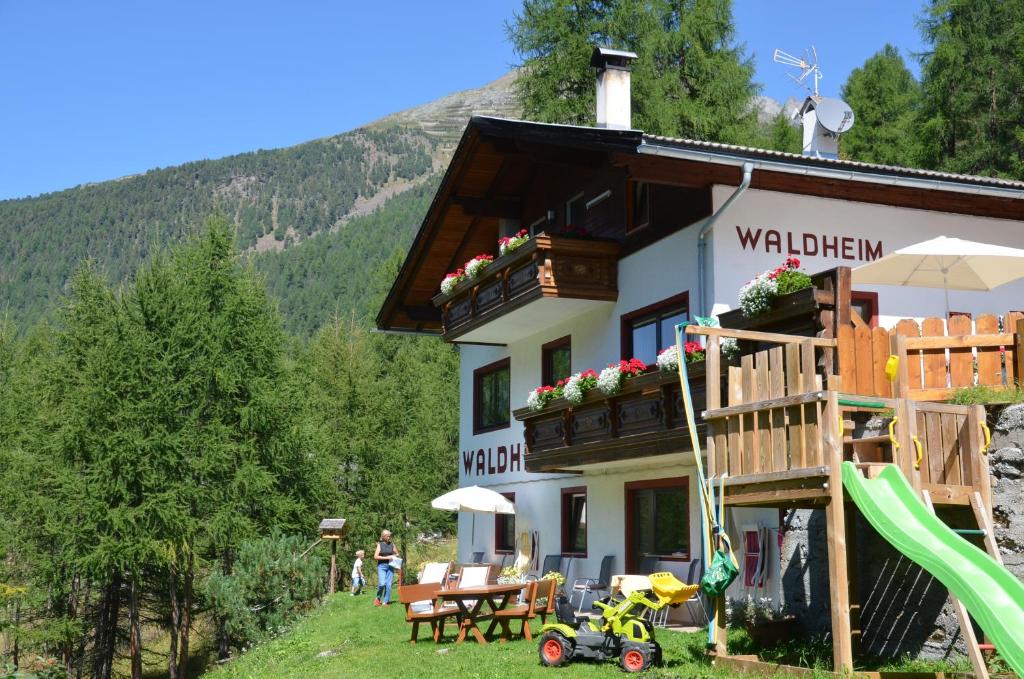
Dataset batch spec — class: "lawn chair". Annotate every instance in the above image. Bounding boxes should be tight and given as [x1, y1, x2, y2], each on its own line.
[418, 561, 452, 585]
[638, 555, 659, 575]
[410, 562, 453, 614]
[571, 555, 614, 613]
[536, 554, 562, 579]
[444, 564, 494, 611]
[683, 559, 709, 625]
[398, 583, 457, 644]
[471, 551, 485, 563]
[491, 580, 538, 642]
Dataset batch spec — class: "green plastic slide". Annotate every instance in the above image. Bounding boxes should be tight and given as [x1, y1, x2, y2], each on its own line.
[841, 462, 1024, 676]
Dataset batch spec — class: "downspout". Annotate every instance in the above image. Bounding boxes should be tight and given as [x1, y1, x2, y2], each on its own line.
[696, 161, 754, 318]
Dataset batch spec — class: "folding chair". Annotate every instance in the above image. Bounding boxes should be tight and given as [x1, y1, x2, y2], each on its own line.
[471, 551, 485, 563]
[571, 555, 614, 613]
[683, 559, 710, 625]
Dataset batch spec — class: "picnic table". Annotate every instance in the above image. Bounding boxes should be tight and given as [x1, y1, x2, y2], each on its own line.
[437, 582, 527, 645]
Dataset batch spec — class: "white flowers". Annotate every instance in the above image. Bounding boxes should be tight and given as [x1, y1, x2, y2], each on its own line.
[498, 230, 529, 256]
[526, 385, 557, 411]
[440, 270, 466, 296]
[739, 274, 779, 317]
[562, 370, 598, 405]
[657, 345, 679, 372]
[464, 254, 493, 279]
[597, 365, 623, 396]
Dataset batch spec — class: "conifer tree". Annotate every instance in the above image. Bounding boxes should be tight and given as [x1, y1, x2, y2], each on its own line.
[839, 44, 923, 166]
[507, 0, 765, 145]
[918, 0, 1024, 178]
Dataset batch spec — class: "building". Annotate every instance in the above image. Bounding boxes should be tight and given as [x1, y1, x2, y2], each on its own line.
[376, 49, 1024, 627]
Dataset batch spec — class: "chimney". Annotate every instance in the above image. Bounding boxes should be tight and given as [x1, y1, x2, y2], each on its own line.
[591, 47, 637, 130]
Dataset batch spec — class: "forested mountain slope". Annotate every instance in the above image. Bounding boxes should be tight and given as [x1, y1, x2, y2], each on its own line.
[0, 73, 519, 329]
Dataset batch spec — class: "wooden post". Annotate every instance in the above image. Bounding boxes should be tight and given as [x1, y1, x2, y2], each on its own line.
[1015, 319, 1024, 387]
[329, 540, 338, 594]
[823, 391, 854, 672]
[844, 508, 861, 657]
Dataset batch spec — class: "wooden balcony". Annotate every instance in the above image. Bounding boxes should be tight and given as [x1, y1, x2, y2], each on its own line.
[513, 365, 712, 472]
[432, 235, 620, 344]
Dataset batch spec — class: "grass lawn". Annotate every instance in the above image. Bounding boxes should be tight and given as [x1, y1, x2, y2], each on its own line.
[201, 593, 761, 679]
[198, 591, 981, 679]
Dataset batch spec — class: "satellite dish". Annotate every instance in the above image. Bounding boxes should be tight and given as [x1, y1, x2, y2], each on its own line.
[814, 97, 855, 134]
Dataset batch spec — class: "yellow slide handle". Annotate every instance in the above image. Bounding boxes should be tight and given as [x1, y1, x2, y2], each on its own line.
[980, 421, 992, 455]
[912, 435, 923, 470]
[888, 416, 900, 449]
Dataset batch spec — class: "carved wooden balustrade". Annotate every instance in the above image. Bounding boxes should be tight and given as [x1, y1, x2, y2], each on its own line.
[513, 364, 713, 473]
[432, 235, 620, 341]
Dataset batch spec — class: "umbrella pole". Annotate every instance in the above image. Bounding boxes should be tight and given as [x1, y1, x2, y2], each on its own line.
[472, 513, 476, 554]
[944, 271, 950, 320]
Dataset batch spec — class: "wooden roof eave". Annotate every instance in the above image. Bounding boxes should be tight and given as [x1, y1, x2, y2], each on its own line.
[376, 123, 483, 333]
[375, 117, 644, 333]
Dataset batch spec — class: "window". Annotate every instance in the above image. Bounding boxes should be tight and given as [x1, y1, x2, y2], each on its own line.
[850, 291, 879, 328]
[565, 193, 584, 229]
[542, 336, 572, 386]
[473, 358, 510, 434]
[495, 492, 516, 553]
[621, 292, 689, 365]
[743, 528, 766, 588]
[561, 486, 587, 556]
[625, 478, 689, 572]
[626, 181, 650, 234]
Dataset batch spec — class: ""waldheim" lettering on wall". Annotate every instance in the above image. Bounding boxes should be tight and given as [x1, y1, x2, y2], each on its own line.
[462, 444, 523, 477]
[736, 226, 882, 262]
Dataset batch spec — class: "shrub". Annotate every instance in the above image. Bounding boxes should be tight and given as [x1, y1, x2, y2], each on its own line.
[203, 532, 327, 651]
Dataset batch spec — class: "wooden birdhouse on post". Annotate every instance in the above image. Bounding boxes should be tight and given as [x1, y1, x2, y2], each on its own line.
[319, 518, 349, 594]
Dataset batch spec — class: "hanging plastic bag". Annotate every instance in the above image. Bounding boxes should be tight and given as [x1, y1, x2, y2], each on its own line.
[700, 548, 739, 597]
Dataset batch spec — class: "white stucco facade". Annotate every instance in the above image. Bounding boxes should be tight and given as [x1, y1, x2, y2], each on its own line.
[454, 183, 1024, 620]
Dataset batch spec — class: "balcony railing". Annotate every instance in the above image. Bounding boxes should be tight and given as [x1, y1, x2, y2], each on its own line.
[432, 235, 620, 342]
[513, 365, 712, 472]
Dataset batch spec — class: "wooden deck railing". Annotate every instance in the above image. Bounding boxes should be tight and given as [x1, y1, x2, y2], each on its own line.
[431, 235, 620, 341]
[688, 325, 991, 505]
[838, 312, 1024, 400]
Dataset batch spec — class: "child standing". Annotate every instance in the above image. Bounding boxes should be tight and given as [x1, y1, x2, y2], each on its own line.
[351, 550, 365, 596]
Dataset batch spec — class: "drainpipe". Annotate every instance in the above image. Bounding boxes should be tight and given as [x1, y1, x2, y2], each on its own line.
[696, 161, 754, 318]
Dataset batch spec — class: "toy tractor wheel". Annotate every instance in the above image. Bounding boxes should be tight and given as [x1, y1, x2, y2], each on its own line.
[539, 631, 573, 667]
[620, 644, 652, 673]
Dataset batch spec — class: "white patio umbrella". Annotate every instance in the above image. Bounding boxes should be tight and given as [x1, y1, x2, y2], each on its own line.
[431, 486, 515, 554]
[852, 236, 1024, 317]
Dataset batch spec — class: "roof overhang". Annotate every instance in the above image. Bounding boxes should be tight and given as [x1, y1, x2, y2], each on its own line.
[375, 117, 640, 334]
[376, 116, 1024, 334]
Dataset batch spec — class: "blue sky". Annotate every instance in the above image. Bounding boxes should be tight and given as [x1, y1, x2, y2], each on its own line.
[0, 1, 926, 201]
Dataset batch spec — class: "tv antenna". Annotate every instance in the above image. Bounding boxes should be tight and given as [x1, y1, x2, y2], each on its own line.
[773, 46, 822, 98]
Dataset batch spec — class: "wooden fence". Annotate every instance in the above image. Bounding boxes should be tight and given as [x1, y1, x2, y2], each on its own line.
[837, 312, 1024, 401]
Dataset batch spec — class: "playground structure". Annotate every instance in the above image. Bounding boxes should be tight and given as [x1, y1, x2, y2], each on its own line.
[680, 291, 1024, 677]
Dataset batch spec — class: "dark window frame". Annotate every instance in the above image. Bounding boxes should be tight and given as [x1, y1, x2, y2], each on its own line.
[625, 180, 650, 235]
[541, 335, 572, 387]
[624, 476, 690, 573]
[560, 486, 588, 557]
[473, 357, 511, 435]
[494, 492, 516, 554]
[620, 291, 690, 361]
[850, 290, 879, 328]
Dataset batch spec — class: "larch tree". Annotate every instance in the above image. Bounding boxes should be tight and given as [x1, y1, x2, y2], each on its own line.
[839, 44, 923, 166]
[917, 0, 1024, 178]
[507, 0, 766, 145]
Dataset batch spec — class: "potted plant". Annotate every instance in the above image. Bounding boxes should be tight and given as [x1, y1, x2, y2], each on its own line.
[738, 256, 812, 318]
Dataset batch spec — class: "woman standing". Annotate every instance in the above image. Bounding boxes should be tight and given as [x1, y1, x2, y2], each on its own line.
[373, 529, 400, 607]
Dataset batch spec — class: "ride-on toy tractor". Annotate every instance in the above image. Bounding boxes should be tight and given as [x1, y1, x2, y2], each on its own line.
[537, 571, 699, 672]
